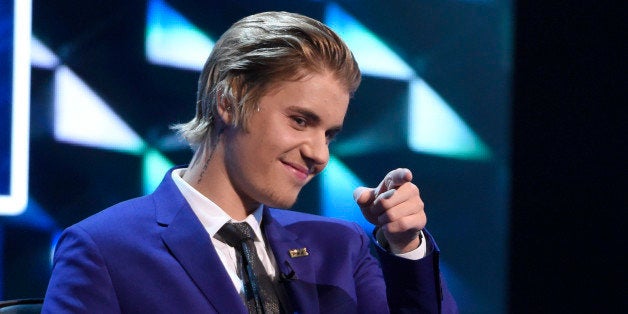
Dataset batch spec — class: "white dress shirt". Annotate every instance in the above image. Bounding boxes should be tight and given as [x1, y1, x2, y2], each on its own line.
[171, 169, 277, 293]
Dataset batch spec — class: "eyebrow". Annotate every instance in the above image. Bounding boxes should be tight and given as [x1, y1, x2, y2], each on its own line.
[288, 106, 343, 134]
[288, 106, 321, 124]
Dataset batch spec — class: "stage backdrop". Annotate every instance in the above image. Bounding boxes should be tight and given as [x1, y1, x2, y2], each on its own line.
[0, 1, 512, 313]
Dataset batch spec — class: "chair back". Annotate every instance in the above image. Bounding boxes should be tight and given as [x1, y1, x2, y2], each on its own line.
[0, 299, 43, 314]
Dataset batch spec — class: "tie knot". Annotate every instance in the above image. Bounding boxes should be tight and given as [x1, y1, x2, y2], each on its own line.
[217, 222, 256, 247]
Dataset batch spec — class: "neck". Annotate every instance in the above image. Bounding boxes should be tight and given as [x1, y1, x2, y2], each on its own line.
[183, 147, 259, 221]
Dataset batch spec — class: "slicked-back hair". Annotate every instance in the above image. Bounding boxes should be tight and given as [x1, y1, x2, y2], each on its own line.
[172, 11, 361, 151]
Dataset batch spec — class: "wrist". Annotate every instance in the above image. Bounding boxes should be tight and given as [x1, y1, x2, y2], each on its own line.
[374, 227, 423, 254]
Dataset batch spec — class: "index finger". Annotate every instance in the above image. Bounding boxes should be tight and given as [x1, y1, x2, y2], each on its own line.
[375, 168, 413, 197]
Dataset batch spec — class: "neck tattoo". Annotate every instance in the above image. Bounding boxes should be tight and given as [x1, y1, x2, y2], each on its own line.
[196, 130, 223, 185]
[196, 147, 215, 185]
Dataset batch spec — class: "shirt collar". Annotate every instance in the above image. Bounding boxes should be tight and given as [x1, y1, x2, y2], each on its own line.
[171, 168, 265, 241]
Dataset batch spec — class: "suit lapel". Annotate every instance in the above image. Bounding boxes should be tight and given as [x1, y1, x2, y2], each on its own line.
[155, 168, 246, 314]
[263, 207, 320, 313]
[161, 205, 247, 314]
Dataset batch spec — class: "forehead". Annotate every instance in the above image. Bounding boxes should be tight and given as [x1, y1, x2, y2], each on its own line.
[262, 72, 350, 122]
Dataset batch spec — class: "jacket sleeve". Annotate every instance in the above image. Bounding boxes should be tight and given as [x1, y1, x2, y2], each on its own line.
[350, 223, 390, 314]
[375, 230, 459, 314]
[42, 225, 121, 314]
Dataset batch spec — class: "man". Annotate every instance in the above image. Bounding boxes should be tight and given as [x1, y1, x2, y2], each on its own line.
[43, 11, 457, 313]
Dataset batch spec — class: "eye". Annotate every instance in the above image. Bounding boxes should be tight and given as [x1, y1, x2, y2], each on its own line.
[291, 116, 307, 127]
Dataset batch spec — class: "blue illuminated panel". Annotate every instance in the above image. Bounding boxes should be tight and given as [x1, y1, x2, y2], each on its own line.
[53, 66, 146, 154]
[0, 0, 30, 215]
[0, 0, 13, 195]
[146, 0, 214, 71]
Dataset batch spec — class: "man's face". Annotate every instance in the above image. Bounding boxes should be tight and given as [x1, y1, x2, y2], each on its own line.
[223, 71, 349, 209]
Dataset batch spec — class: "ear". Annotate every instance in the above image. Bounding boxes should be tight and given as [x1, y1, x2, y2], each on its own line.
[216, 98, 234, 125]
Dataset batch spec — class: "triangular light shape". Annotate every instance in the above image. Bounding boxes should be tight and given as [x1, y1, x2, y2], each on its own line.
[146, 0, 214, 71]
[324, 3, 415, 80]
[320, 156, 373, 234]
[142, 148, 174, 195]
[408, 78, 491, 160]
[31, 36, 59, 69]
[54, 66, 146, 154]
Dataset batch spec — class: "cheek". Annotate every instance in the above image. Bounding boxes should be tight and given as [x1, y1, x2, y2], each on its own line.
[237, 115, 301, 160]
[258, 128, 298, 153]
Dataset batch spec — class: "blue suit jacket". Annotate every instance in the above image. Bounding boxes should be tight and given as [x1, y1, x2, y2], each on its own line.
[43, 168, 457, 313]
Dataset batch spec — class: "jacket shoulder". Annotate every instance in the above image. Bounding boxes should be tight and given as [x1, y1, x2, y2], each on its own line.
[69, 194, 156, 238]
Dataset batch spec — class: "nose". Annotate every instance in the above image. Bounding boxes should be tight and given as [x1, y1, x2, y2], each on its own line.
[301, 132, 329, 172]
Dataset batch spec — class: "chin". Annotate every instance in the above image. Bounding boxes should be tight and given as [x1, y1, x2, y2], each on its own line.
[254, 185, 303, 209]
[265, 198, 298, 210]
[262, 192, 300, 209]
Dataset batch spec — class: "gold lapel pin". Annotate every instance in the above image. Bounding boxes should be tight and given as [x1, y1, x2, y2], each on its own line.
[288, 247, 309, 258]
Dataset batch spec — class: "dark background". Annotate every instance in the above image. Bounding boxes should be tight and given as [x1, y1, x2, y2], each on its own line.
[510, 0, 624, 313]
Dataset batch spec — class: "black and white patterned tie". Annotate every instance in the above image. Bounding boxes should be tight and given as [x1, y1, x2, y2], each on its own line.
[217, 222, 281, 314]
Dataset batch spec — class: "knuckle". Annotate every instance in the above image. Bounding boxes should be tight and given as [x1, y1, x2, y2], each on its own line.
[385, 210, 399, 222]
[409, 182, 419, 193]
[396, 216, 414, 231]
[378, 197, 393, 209]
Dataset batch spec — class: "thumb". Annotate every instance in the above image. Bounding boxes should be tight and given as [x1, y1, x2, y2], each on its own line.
[353, 186, 374, 206]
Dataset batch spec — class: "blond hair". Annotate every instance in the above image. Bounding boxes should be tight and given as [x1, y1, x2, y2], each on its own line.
[172, 11, 361, 151]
